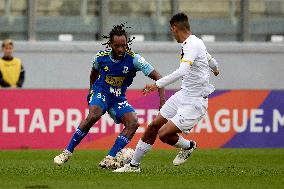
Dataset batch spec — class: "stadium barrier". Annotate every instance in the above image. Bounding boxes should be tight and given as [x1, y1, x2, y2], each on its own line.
[0, 89, 283, 149]
[13, 42, 284, 90]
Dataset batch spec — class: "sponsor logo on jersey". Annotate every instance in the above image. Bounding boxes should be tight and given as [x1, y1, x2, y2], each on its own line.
[105, 75, 125, 87]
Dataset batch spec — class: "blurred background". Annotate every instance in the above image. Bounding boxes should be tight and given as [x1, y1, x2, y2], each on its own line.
[0, 0, 284, 42]
[0, 0, 283, 89]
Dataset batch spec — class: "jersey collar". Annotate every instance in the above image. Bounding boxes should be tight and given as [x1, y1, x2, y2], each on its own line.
[182, 35, 194, 46]
[109, 50, 126, 63]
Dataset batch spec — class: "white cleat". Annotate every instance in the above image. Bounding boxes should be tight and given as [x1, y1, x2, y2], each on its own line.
[99, 155, 120, 169]
[113, 163, 141, 173]
[54, 150, 72, 166]
[173, 141, 197, 166]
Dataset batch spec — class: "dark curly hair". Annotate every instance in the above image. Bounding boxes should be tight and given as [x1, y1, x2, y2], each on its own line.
[102, 23, 135, 48]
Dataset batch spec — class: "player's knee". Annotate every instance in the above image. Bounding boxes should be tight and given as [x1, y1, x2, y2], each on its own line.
[126, 119, 139, 131]
[86, 111, 100, 124]
[123, 119, 139, 137]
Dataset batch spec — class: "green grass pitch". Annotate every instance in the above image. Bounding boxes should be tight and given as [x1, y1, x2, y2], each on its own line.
[0, 149, 284, 189]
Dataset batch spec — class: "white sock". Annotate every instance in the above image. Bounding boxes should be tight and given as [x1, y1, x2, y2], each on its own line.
[130, 139, 152, 166]
[174, 135, 191, 149]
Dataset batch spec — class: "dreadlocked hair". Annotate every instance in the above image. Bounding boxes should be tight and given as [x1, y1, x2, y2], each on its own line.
[102, 23, 135, 49]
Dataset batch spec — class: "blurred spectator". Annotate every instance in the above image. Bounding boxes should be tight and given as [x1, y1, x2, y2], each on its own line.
[0, 39, 25, 88]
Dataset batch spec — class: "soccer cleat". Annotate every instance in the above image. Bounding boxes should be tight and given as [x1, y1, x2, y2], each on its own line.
[113, 163, 141, 173]
[54, 150, 72, 166]
[173, 140, 197, 166]
[99, 155, 121, 169]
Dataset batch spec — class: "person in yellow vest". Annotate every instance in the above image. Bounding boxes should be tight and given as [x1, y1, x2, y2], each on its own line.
[0, 39, 25, 88]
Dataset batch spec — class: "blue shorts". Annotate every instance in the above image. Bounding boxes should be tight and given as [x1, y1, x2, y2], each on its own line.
[87, 90, 135, 124]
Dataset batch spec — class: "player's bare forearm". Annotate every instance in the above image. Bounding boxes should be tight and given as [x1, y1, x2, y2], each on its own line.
[147, 70, 166, 108]
[157, 87, 166, 108]
[89, 68, 100, 90]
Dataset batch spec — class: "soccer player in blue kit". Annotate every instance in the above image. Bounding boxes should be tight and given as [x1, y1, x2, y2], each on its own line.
[54, 24, 165, 169]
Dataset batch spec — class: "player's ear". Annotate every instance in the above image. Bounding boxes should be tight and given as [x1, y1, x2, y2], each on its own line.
[171, 25, 177, 33]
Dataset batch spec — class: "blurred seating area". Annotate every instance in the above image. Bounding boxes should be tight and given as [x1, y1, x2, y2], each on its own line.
[0, 0, 283, 41]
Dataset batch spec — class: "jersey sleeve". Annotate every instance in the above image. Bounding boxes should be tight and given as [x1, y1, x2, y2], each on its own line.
[156, 62, 190, 88]
[133, 54, 154, 76]
[181, 41, 201, 65]
[156, 41, 202, 88]
[92, 54, 99, 70]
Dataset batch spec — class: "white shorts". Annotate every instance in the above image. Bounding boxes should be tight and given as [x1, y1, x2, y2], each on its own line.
[160, 90, 208, 134]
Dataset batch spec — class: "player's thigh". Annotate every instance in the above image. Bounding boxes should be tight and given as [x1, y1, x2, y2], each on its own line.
[171, 104, 205, 134]
[160, 92, 180, 120]
[109, 99, 135, 124]
[88, 105, 104, 121]
[80, 105, 105, 130]
[88, 91, 108, 114]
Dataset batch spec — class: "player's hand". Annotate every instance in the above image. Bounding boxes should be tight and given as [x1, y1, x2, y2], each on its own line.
[87, 89, 94, 103]
[213, 70, 219, 76]
[142, 83, 158, 96]
[89, 89, 94, 94]
[159, 98, 166, 110]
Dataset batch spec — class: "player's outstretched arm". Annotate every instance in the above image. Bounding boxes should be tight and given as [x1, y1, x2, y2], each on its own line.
[147, 70, 166, 108]
[206, 52, 220, 76]
[143, 62, 190, 96]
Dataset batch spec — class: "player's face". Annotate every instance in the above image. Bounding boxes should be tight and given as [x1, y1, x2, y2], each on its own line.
[2, 44, 13, 58]
[110, 35, 127, 60]
[171, 25, 182, 43]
